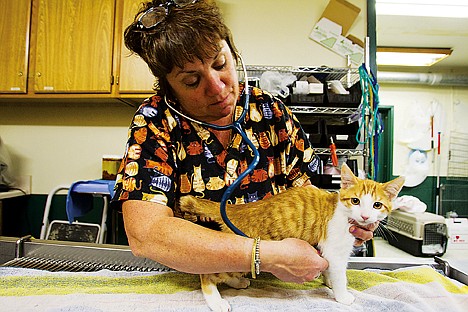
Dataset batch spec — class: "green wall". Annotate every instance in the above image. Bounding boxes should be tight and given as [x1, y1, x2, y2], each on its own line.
[1, 195, 128, 245]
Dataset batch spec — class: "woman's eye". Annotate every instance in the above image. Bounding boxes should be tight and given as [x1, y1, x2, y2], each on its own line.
[213, 55, 227, 71]
[373, 202, 383, 209]
[214, 62, 226, 70]
[184, 77, 199, 88]
[351, 198, 360, 205]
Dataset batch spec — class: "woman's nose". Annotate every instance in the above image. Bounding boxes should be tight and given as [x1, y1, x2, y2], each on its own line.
[205, 72, 225, 96]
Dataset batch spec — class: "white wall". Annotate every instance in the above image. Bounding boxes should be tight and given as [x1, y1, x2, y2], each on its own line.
[218, 0, 367, 67]
[0, 103, 134, 194]
[379, 84, 468, 179]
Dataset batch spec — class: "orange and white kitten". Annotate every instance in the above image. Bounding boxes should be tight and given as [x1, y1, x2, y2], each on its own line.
[179, 163, 405, 312]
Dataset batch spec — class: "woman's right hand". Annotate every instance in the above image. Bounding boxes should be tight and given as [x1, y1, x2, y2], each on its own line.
[260, 238, 328, 284]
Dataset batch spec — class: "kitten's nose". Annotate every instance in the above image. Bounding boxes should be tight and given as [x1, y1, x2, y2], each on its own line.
[361, 215, 369, 221]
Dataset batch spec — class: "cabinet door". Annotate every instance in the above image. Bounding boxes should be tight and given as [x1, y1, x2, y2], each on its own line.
[34, 0, 115, 93]
[0, 0, 31, 93]
[118, 0, 155, 93]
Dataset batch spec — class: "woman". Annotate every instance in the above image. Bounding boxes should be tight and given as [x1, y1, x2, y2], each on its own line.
[113, 0, 375, 284]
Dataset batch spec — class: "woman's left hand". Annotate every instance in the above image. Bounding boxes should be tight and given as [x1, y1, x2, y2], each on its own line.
[349, 221, 379, 246]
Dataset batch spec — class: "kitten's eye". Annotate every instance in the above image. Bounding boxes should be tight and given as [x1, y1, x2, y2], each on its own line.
[351, 198, 360, 205]
[373, 202, 383, 209]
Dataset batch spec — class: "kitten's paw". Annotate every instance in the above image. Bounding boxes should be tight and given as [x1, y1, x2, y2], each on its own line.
[334, 291, 355, 305]
[225, 276, 250, 289]
[207, 298, 231, 312]
[322, 276, 332, 288]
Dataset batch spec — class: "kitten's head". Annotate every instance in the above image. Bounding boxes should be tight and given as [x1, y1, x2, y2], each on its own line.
[338, 163, 405, 225]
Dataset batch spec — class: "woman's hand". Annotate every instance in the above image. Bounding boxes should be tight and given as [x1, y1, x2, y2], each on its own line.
[349, 221, 380, 246]
[260, 238, 328, 284]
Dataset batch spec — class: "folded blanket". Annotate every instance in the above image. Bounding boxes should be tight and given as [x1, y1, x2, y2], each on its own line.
[1, 266, 467, 312]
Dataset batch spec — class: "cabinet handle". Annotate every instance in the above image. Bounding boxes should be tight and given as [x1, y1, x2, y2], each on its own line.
[36, 72, 42, 77]
[18, 71, 23, 77]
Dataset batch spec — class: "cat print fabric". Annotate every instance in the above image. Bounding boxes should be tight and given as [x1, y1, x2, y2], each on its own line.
[112, 84, 320, 211]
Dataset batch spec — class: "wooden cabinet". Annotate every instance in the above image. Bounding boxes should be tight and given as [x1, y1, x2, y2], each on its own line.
[34, 0, 115, 93]
[0, 0, 32, 94]
[0, 0, 156, 100]
[118, 0, 155, 93]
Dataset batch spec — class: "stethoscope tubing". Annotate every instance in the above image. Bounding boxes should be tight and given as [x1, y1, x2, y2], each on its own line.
[219, 121, 259, 237]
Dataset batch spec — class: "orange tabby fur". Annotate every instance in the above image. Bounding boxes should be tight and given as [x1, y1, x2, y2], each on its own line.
[179, 163, 405, 311]
[180, 165, 402, 245]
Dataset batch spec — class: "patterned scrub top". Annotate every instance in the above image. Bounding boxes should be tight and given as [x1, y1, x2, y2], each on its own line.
[112, 84, 320, 213]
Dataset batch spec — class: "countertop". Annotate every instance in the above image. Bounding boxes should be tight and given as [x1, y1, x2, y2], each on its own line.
[0, 176, 31, 200]
[373, 236, 468, 261]
[372, 236, 468, 279]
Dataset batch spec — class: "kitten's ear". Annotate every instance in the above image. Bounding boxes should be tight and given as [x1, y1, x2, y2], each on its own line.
[340, 163, 358, 189]
[383, 176, 405, 201]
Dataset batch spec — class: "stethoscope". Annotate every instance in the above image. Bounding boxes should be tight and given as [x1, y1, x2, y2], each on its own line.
[164, 53, 258, 237]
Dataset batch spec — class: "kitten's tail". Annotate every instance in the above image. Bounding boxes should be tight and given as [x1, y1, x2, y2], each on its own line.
[178, 195, 223, 220]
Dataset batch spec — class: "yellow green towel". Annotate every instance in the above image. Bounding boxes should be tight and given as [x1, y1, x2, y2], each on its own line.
[1, 266, 467, 296]
[1, 266, 467, 312]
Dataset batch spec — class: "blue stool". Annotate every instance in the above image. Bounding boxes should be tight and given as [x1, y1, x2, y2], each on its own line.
[40, 180, 115, 244]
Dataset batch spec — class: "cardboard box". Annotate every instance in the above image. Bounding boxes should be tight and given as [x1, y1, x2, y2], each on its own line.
[309, 0, 363, 65]
[310, 17, 341, 49]
[321, 0, 361, 36]
[309, 83, 324, 94]
[447, 218, 468, 250]
[310, 18, 364, 65]
[333, 35, 364, 65]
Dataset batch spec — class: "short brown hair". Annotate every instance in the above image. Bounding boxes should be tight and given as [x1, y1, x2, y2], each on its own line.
[124, 0, 238, 94]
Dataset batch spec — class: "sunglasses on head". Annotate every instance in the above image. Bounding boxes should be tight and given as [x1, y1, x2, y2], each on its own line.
[136, 0, 199, 30]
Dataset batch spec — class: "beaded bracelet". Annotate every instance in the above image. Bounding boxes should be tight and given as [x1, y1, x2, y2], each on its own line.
[251, 237, 261, 279]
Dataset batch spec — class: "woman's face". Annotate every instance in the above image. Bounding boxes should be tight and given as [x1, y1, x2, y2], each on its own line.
[166, 40, 240, 126]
